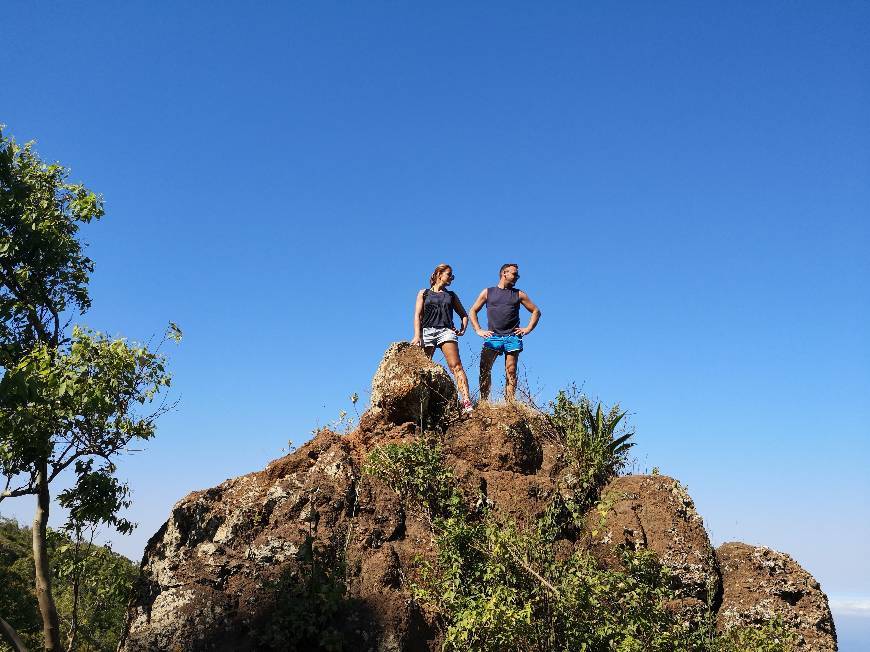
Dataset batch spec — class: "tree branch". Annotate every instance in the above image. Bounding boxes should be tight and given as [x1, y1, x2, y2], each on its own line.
[1, 475, 37, 500]
[0, 264, 52, 345]
[0, 615, 29, 652]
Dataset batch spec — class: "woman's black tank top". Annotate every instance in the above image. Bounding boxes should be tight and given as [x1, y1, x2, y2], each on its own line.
[421, 290, 455, 329]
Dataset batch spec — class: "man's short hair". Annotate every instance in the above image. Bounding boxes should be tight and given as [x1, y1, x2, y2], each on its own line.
[500, 263, 519, 275]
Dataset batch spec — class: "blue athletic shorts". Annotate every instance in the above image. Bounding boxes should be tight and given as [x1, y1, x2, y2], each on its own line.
[483, 334, 523, 354]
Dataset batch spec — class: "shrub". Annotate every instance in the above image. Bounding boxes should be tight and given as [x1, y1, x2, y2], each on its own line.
[713, 619, 796, 652]
[549, 389, 634, 510]
[363, 434, 461, 519]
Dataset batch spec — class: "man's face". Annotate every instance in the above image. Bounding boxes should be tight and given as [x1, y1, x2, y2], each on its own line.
[502, 266, 519, 285]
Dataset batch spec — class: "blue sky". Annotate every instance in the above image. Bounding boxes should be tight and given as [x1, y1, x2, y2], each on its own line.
[2, 0, 868, 636]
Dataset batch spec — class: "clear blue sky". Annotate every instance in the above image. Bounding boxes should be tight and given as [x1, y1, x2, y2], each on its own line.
[2, 0, 868, 633]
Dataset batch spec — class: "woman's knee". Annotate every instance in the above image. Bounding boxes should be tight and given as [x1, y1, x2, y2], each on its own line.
[449, 361, 465, 375]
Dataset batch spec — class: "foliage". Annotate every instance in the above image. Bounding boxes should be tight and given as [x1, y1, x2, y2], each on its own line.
[0, 517, 41, 647]
[549, 388, 634, 513]
[256, 535, 361, 652]
[0, 326, 175, 521]
[713, 619, 796, 652]
[420, 521, 702, 652]
[363, 435, 460, 519]
[0, 517, 137, 652]
[0, 126, 102, 355]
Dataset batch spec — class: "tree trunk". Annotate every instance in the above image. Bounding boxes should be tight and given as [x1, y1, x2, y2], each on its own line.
[32, 462, 61, 652]
[0, 615, 29, 652]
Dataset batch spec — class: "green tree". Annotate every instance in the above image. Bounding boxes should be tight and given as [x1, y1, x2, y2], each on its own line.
[0, 127, 178, 652]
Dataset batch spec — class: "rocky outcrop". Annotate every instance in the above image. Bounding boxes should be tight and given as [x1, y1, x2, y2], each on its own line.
[578, 474, 721, 629]
[716, 542, 837, 651]
[120, 342, 837, 651]
[585, 475, 720, 604]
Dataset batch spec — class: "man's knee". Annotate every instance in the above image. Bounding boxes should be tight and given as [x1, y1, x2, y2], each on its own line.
[449, 361, 464, 375]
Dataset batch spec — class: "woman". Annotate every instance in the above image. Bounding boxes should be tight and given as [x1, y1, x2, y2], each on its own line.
[411, 263, 474, 415]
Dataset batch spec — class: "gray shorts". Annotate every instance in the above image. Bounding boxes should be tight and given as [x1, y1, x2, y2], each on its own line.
[423, 327, 458, 348]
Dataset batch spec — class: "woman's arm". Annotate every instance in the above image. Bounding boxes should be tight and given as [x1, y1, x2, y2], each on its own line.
[452, 292, 469, 336]
[411, 289, 425, 346]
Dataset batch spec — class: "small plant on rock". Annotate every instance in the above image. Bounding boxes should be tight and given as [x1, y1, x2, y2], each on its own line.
[549, 389, 635, 511]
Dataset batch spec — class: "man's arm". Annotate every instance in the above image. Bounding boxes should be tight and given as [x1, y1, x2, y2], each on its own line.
[514, 291, 541, 336]
[411, 290, 425, 346]
[469, 288, 492, 337]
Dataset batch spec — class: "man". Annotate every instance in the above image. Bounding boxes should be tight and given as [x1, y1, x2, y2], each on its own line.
[469, 263, 542, 402]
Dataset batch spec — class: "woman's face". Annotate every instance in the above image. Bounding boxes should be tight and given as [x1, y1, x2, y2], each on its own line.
[438, 268, 454, 286]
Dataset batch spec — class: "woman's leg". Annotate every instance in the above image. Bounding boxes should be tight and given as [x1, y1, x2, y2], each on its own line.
[440, 341, 471, 403]
[423, 345, 436, 360]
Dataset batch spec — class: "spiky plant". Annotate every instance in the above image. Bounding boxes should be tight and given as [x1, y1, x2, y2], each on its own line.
[549, 390, 635, 509]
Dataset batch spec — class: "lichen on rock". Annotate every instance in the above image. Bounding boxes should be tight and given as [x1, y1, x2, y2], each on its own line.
[716, 542, 837, 651]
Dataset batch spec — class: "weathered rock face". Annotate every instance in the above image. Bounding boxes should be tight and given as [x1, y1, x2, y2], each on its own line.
[121, 431, 358, 651]
[581, 474, 720, 627]
[369, 342, 456, 426]
[585, 475, 720, 603]
[121, 342, 838, 651]
[716, 542, 837, 651]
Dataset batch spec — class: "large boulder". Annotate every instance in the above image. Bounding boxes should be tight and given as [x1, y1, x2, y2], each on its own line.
[716, 542, 837, 651]
[585, 475, 720, 610]
[369, 342, 457, 427]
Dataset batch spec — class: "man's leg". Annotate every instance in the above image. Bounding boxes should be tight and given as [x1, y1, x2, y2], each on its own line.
[504, 352, 520, 401]
[440, 341, 470, 403]
[479, 346, 500, 402]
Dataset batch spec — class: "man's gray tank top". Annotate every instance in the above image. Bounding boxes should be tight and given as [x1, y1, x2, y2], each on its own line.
[421, 290, 456, 329]
[486, 286, 521, 335]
